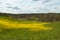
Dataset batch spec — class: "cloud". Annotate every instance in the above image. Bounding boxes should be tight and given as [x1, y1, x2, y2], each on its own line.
[7, 6, 20, 10]
[33, 0, 40, 1]
[0, 0, 60, 14]
[42, 0, 52, 3]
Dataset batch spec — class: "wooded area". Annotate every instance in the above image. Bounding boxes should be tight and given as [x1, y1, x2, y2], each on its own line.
[0, 13, 60, 22]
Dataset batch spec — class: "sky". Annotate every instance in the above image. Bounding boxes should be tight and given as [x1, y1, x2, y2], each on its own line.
[0, 0, 60, 14]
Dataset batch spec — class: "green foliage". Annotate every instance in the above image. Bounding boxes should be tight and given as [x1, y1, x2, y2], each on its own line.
[0, 22, 60, 40]
[0, 24, 5, 32]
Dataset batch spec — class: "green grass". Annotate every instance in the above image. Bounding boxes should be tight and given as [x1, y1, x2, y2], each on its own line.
[0, 16, 60, 40]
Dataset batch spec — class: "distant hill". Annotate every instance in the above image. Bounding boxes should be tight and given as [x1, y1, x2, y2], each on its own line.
[0, 13, 60, 22]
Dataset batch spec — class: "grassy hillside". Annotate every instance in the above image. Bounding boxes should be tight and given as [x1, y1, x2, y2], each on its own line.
[0, 16, 52, 31]
[0, 14, 60, 40]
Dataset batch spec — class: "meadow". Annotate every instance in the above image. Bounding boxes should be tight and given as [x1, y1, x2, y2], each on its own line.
[0, 16, 60, 40]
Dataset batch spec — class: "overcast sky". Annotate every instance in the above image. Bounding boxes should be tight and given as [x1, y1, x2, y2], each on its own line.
[0, 0, 60, 14]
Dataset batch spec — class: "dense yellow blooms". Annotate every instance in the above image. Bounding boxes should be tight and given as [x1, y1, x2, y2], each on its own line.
[0, 19, 52, 31]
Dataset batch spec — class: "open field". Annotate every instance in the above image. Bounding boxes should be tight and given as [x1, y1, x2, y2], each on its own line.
[0, 18, 52, 31]
[0, 15, 60, 40]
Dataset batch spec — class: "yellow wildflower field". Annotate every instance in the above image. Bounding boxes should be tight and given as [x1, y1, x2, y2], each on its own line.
[0, 19, 52, 31]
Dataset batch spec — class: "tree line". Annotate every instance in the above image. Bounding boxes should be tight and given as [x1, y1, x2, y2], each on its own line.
[0, 13, 60, 22]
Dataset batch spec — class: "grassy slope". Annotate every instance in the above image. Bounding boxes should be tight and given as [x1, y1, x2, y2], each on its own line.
[0, 16, 60, 40]
[0, 16, 52, 31]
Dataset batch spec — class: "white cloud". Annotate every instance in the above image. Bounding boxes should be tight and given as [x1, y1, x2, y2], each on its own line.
[0, 0, 60, 14]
